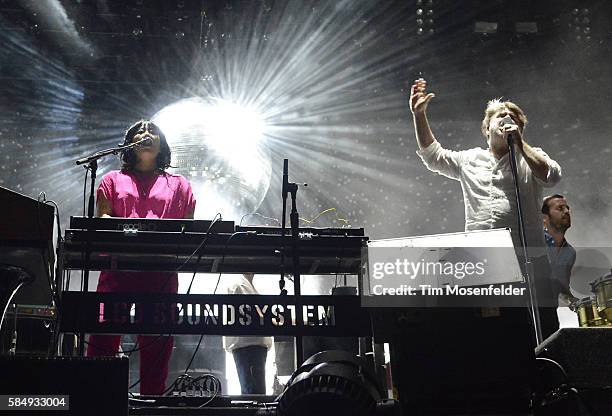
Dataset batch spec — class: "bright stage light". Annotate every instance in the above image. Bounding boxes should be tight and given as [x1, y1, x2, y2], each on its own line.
[207, 99, 266, 148]
[152, 97, 271, 222]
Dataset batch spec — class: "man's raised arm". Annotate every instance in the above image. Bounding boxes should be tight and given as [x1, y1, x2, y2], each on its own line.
[409, 78, 436, 150]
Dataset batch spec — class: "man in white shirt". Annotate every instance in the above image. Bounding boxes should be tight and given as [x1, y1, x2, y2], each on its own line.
[223, 273, 273, 394]
[409, 78, 562, 339]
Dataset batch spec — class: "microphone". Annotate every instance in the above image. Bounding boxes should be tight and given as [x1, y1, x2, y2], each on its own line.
[75, 136, 153, 166]
[134, 137, 153, 147]
[500, 115, 516, 145]
[120, 137, 152, 150]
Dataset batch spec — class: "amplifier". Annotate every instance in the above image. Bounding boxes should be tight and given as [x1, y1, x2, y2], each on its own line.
[384, 307, 536, 414]
[535, 328, 612, 415]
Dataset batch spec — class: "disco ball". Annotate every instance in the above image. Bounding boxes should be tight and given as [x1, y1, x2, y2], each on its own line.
[152, 97, 271, 221]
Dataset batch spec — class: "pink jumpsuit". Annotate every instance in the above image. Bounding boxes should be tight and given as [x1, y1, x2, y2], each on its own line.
[86, 170, 196, 395]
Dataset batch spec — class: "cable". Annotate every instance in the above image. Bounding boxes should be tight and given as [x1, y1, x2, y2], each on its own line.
[159, 337, 205, 396]
[119, 214, 223, 357]
[89, 215, 223, 357]
[239, 208, 351, 228]
[212, 231, 250, 294]
[535, 357, 603, 416]
[181, 213, 223, 294]
[163, 230, 247, 396]
[197, 374, 221, 408]
[536, 357, 569, 381]
[123, 214, 224, 393]
[36, 192, 61, 357]
[127, 335, 174, 392]
[0, 283, 25, 332]
[182, 335, 205, 379]
[175, 213, 223, 273]
[43, 198, 63, 355]
[104, 203, 350, 394]
[43, 199, 62, 241]
[161, 373, 221, 402]
[240, 212, 280, 226]
[298, 207, 349, 226]
[36, 193, 57, 302]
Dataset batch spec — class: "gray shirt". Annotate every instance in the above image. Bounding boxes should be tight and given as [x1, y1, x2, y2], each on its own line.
[544, 230, 576, 298]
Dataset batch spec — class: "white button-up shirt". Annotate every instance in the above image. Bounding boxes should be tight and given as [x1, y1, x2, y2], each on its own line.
[417, 140, 562, 250]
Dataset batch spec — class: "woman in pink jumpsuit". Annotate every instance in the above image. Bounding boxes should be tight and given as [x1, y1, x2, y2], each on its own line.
[86, 120, 196, 395]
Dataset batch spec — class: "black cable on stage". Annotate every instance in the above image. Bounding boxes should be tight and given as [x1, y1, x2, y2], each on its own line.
[158, 373, 221, 405]
[124, 214, 225, 393]
[163, 230, 248, 396]
[36, 193, 57, 302]
[87, 214, 223, 356]
[44, 198, 63, 356]
[36, 192, 62, 357]
[535, 357, 605, 416]
[119, 214, 223, 357]
[126, 334, 174, 392]
[196, 374, 221, 408]
[536, 357, 569, 381]
[212, 231, 249, 294]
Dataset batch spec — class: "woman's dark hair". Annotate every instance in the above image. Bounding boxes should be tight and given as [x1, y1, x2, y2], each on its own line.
[120, 120, 172, 171]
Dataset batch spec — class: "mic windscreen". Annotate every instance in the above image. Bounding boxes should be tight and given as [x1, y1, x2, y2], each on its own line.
[500, 115, 516, 127]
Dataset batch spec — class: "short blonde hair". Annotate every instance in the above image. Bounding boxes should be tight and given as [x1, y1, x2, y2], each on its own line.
[481, 98, 528, 138]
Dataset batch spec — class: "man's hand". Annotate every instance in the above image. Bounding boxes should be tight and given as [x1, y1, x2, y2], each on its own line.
[409, 78, 435, 115]
[501, 122, 524, 150]
[410, 78, 436, 149]
[560, 293, 580, 309]
[497, 118, 551, 182]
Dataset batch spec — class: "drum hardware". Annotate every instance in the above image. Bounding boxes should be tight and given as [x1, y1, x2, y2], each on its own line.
[573, 269, 612, 327]
[574, 297, 608, 327]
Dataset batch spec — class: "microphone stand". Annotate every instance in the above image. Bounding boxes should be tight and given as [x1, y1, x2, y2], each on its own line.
[280, 160, 289, 297]
[72, 140, 146, 355]
[280, 159, 305, 367]
[507, 135, 543, 346]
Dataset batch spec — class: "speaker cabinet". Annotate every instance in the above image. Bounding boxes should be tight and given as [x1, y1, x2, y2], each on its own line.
[535, 328, 612, 415]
